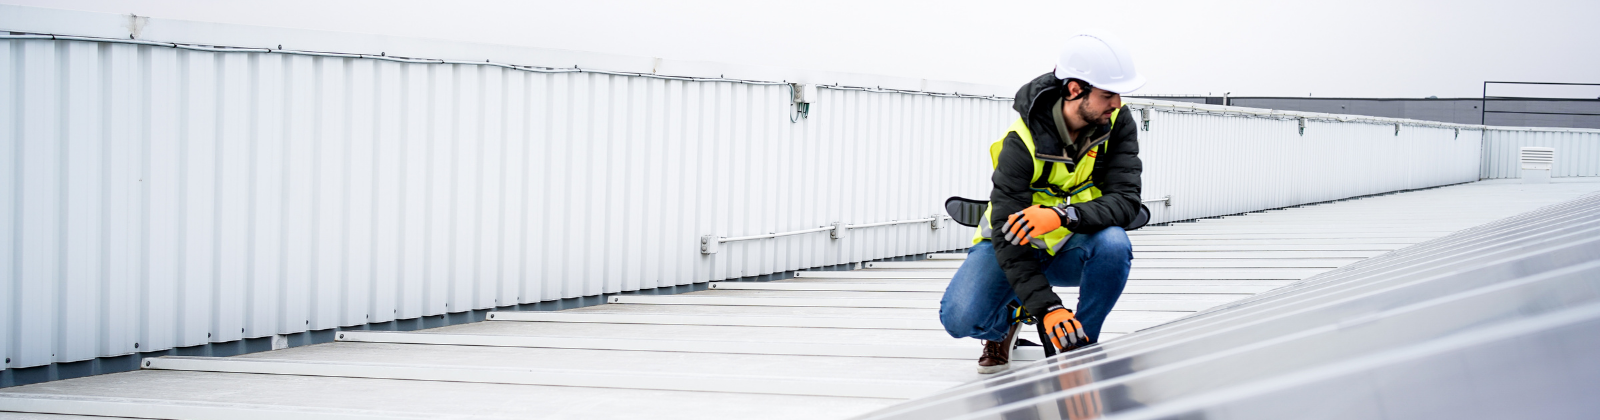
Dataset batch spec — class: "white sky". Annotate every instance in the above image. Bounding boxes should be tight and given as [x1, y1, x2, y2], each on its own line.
[9, 0, 1599, 98]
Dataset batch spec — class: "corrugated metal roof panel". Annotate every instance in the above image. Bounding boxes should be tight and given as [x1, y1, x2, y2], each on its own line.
[2, 179, 1597, 419]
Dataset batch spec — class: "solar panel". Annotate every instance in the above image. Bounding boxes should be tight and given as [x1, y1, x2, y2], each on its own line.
[857, 193, 1600, 420]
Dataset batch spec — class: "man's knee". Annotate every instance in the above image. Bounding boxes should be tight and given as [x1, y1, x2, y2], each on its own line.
[938, 301, 968, 335]
[940, 253, 1006, 338]
[1090, 226, 1132, 259]
[939, 296, 989, 338]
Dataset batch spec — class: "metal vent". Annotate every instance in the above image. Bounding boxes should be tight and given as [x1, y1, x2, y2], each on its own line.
[1520, 147, 1554, 170]
[1521, 147, 1555, 183]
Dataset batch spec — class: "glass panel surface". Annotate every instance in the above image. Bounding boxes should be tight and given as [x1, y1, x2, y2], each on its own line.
[857, 197, 1600, 420]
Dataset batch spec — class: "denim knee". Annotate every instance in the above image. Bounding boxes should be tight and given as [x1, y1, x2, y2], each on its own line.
[938, 300, 973, 337]
[939, 241, 1012, 340]
[1090, 226, 1132, 259]
[939, 279, 994, 338]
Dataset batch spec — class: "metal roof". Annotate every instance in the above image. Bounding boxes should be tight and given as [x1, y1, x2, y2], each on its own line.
[1, 178, 1597, 419]
[864, 178, 1600, 419]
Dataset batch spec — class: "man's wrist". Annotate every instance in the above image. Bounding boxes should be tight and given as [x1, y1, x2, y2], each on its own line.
[1061, 206, 1080, 230]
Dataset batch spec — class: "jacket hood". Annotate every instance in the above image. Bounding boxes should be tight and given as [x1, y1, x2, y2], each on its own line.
[1013, 72, 1062, 120]
[1013, 72, 1112, 163]
[1012, 72, 1068, 159]
[1011, 72, 1088, 162]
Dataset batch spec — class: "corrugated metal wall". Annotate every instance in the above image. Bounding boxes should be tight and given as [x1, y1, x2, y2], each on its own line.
[0, 38, 1007, 369]
[1138, 110, 1482, 223]
[1480, 128, 1600, 178]
[1, 37, 1491, 370]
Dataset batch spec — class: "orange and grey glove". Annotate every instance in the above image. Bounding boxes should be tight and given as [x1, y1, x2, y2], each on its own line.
[1042, 305, 1090, 353]
[1000, 205, 1077, 246]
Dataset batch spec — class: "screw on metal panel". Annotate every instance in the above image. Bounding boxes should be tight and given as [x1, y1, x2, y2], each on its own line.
[144, 361, 151, 367]
[241, 328, 245, 333]
[207, 333, 211, 338]
[134, 343, 139, 348]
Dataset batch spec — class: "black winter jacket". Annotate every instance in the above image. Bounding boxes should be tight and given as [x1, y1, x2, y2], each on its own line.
[990, 72, 1144, 316]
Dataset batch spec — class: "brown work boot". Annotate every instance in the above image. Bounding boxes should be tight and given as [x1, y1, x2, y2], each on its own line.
[977, 322, 1023, 374]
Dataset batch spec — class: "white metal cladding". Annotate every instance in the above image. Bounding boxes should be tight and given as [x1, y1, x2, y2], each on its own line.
[0, 38, 1011, 369]
[0, 36, 1501, 370]
[1480, 128, 1600, 178]
[1136, 109, 1483, 224]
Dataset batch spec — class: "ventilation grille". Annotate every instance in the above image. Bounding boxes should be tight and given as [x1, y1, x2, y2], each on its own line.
[1521, 147, 1555, 170]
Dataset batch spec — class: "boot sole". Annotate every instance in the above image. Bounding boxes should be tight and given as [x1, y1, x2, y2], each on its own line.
[976, 363, 1010, 374]
[975, 323, 1024, 374]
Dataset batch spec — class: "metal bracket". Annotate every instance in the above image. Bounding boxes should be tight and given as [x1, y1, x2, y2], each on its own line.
[700, 235, 720, 254]
[830, 222, 847, 240]
[1139, 108, 1151, 131]
[929, 215, 945, 230]
[1298, 118, 1306, 136]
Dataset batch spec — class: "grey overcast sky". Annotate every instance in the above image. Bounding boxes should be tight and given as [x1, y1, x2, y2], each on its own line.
[9, 0, 1599, 98]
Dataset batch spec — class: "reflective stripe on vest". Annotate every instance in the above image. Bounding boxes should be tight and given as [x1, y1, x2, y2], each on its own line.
[974, 107, 1120, 256]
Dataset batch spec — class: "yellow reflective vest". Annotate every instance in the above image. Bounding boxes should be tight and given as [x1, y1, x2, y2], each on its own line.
[974, 107, 1122, 255]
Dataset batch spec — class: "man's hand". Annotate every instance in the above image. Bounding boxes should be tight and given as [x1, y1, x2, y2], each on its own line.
[1042, 306, 1090, 353]
[1001, 205, 1073, 246]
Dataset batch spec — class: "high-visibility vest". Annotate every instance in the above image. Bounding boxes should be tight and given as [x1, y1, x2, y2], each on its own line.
[974, 107, 1122, 255]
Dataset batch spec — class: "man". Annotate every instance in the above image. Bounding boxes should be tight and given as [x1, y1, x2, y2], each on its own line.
[939, 30, 1145, 374]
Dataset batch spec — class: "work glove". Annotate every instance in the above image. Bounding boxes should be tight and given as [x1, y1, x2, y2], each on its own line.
[1042, 305, 1091, 353]
[1001, 205, 1076, 246]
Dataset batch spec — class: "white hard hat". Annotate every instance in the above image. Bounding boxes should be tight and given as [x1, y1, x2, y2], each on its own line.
[1054, 30, 1145, 94]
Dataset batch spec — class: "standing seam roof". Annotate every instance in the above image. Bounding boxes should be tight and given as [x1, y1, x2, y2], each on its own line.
[1, 178, 1598, 419]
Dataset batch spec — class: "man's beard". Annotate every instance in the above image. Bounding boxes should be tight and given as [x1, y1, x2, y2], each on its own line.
[1078, 100, 1111, 126]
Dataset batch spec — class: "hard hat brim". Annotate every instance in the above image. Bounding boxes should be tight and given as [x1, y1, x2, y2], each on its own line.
[1095, 74, 1146, 95]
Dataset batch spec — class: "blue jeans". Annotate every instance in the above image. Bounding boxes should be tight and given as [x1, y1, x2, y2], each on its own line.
[939, 227, 1132, 342]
